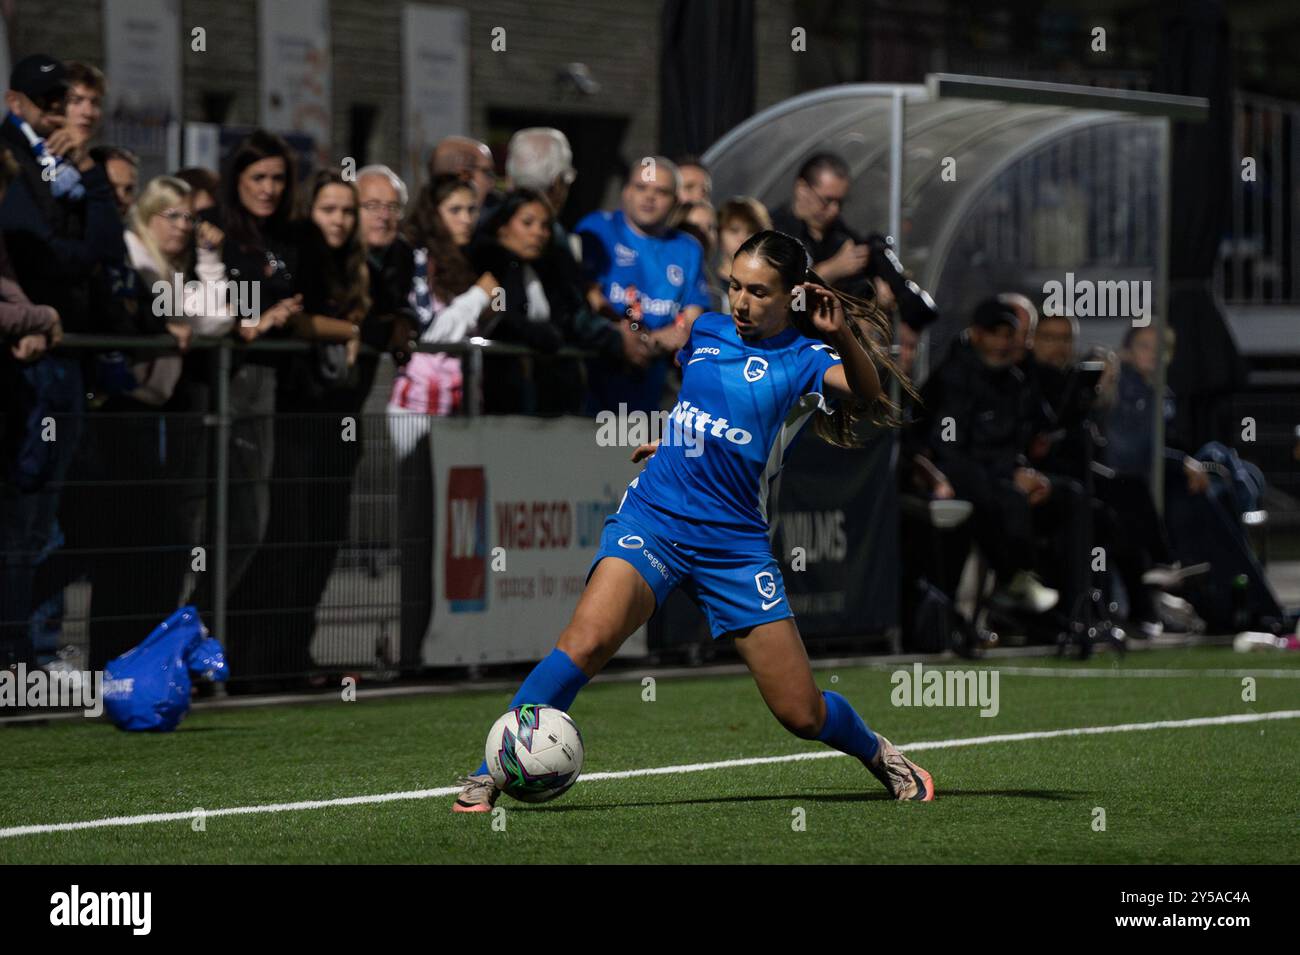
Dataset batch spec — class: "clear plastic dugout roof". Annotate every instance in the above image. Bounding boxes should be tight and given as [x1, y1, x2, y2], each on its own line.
[703, 77, 1200, 375]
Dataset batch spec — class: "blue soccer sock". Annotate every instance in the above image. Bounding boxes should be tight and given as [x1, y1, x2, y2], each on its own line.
[473, 648, 590, 776]
[814, 690, 881, 766]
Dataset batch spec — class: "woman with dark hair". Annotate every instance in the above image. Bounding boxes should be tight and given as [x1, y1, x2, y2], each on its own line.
[291, 169, 371, 362]
[387, 173, 495, 435]
[226, 169, 375, 684]
[471, 187, 592, 415]
[184, 130, 307, 648]
[386, 173, 496, 663]
[452, 229, 934, 811]
[173, 165, 220, 214]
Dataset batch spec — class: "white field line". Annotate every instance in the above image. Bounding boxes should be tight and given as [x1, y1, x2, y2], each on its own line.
[883, 665, 1300, 679]
[5, 660, 1297, 726]
[2, 708, 1297, 840]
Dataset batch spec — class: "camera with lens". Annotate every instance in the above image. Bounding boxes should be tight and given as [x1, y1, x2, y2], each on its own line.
[862, 233, 939, 331]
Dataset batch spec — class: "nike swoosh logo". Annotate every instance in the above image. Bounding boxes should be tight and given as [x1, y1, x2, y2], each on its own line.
[761, 597, 783, 610]
[908, 768, 929, 800]
[687, 356, 708, 364]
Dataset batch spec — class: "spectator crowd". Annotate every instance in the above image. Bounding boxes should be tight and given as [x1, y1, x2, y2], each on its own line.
[0, 52, 1282, 684]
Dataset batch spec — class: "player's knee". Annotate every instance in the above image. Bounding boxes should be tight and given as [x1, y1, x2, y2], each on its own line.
[556, 620, 609, 673]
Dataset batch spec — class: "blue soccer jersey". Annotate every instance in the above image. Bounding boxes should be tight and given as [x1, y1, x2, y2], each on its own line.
[576, 209, 711, 329]
[577, 210, 712, 413]
[615, 311, 844, 549]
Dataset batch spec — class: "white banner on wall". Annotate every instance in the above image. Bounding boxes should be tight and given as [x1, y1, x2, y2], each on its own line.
[258, 0, 332, 168]
[102, 0, 181, 179]
[402, 4, 470, 187]
[424, 417, 647, 666]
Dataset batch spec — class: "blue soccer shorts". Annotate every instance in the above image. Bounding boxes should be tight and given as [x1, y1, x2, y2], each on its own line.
[586, 511, 793, 639]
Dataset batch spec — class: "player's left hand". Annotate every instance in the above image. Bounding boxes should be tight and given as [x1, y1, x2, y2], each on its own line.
[797, 282, 844, 336]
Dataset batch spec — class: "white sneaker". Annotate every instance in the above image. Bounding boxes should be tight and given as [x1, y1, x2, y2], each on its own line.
[1136, 619, 1164, 640]
[1142, 562, 1210, 590]
[993, 570, 1059, 614]
[1156, 592, 1205, 634]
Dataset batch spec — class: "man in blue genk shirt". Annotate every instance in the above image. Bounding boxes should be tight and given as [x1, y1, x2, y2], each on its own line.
[576, 156, 710, 415]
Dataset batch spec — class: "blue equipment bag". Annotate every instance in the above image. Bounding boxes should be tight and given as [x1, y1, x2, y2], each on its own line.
[103, 606, 228, 731]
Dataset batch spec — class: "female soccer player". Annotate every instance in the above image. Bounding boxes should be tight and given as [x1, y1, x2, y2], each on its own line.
[453, 230, 934, 810]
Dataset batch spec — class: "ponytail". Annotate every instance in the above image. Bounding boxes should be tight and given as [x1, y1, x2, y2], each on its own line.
[794, 271, 918, 446]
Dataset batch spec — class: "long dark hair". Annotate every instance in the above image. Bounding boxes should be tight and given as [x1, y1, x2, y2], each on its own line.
[402, 173, 479, 302]
[733, 229, 917, 443]
[480, 187, 553, 244]
[219, 129, 297, 247]
[300, 169, 371, 324]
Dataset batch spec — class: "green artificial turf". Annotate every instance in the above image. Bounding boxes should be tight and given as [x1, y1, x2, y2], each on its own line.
[2, 647, 1297, 864]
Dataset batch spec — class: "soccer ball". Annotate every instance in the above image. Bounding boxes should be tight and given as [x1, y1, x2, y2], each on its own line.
[485, 704, 585, 803]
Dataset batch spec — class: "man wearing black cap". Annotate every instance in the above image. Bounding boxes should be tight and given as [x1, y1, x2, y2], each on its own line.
[914, 299, 1061, 616]
[1, 54, 125, 315]
[0, 54, 127, 669]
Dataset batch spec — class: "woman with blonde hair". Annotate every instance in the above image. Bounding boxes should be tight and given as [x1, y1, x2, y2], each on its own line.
[85, 175, 234, 669]
[127, 175, 234, 347]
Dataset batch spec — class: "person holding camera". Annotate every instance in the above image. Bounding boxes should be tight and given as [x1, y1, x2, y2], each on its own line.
[770, 153, 871, 292]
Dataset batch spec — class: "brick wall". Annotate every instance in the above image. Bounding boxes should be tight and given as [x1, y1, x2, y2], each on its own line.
[9, 0, 807, 194]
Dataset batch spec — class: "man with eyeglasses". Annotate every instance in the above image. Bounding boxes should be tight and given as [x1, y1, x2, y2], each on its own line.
[0, 54, 127, 669]
[770, 152, 871, 291]
[356, 163, 418, 368]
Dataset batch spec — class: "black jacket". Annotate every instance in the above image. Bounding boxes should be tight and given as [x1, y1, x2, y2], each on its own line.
[366, 236, 416, 347]
[917, 337, 1049, 487]
[0, 117, 127, 332]
[202, 210, 319, 374]
[1032, 360, 1093, 479]
[469, 236, 587, 415]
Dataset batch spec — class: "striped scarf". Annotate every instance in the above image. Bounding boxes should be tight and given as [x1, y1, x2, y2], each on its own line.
[6, 112, 85, 201]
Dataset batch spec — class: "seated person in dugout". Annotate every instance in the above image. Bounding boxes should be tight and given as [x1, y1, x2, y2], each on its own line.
[1027, 312, 1172, 639]
[915, 299, 1086, 619]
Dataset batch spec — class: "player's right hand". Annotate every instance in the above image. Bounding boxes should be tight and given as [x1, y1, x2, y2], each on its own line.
[631, 440, 660, 463]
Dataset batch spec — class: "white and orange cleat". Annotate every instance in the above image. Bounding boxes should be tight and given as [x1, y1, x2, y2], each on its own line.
[868, 734, 935, 802]
[451, 773, 501, 813]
